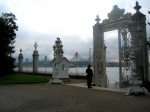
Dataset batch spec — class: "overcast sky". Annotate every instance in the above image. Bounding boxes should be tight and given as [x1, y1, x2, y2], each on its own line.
[0, 0, 150, 62]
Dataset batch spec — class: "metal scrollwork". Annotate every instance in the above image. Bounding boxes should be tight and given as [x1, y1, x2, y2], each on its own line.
[121, 28, 131, 82]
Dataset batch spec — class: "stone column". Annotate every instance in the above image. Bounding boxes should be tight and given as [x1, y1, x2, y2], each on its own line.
[125, 2, 148, 95]
[93, 15, 107, 87]
[131, 1, 149, 83]
[32, 42, 39, 74]
[18, 49, 23, 72]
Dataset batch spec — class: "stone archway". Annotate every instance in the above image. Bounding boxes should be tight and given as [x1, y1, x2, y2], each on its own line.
[93, 2, 149, 89]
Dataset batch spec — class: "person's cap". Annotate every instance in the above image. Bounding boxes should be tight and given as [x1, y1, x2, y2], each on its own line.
[88, 64, 91, 67]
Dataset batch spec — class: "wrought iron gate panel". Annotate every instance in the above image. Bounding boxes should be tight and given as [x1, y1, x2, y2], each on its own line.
[101, 5, 132, 87]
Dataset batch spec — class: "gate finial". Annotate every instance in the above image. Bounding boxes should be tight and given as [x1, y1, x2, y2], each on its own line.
[134, 1, 141, 11]
[95, 15, 101, 23]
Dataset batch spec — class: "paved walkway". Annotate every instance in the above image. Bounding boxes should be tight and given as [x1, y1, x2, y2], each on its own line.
[0, 83, 150, 112]
[67, 83, 126, 93]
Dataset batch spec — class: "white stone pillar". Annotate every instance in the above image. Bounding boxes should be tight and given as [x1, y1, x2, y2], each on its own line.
[125, 1, 148, 95]
[18, 49, 23, 72]
[32, 42, 39, 73]
[93, 15, 107, 87]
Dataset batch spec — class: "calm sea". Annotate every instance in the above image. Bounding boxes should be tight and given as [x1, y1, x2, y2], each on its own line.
[14, 67, 119, 84]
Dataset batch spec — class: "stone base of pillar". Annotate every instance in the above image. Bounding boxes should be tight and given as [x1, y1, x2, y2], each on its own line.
[49, 78, 63, 84]
[98, 76, 108, 88]
[93, 76, 108, 88]
[125, 79, 149, 95]
[101, 76, 108, 88]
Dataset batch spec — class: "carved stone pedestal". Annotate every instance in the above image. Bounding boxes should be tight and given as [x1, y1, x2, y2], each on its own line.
[49, 63, 63, 84]
[49, 38, 70, 84]
[125, 78, 148, 95]
[49, 78, 63, 84]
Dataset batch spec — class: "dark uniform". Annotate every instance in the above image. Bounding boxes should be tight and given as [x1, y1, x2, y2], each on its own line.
[86, 65, 93, 88]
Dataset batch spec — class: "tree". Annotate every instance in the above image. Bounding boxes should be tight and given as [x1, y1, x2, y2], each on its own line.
[147, 11, 150, 46]
[148, 11, 150, 25]
[0, 13, 18, 76]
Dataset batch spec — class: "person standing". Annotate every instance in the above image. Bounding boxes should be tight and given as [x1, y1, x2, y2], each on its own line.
[86, 64, 93, 88]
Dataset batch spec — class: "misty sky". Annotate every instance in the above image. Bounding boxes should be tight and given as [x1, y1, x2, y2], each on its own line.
[0, 0, 150, 62]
